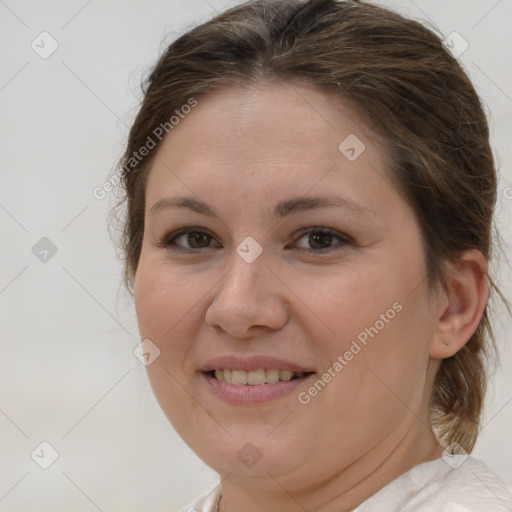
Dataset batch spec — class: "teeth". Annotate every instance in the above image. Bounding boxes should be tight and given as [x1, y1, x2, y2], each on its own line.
[212, 369, 305, 385]
[279, 370, 293, 381]
[247, 369, 266, 385]
[231, 370, 248, 385]
[266, 368, 279, 384]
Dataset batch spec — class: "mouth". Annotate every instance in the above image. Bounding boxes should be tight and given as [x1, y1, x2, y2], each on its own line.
[202, 369, 315, 404]
[208, 368, 310, 385]
[200, 355, 316, 404]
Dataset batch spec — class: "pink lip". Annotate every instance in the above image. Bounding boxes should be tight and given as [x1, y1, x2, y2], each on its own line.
[202, 371, 315, 404]
[200, 354, 315, 373]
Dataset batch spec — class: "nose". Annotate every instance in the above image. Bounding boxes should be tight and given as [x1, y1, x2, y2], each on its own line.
[204, 250, 289, 339]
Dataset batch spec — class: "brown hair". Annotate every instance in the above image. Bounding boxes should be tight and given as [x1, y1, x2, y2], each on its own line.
[114, 0, 504, 452]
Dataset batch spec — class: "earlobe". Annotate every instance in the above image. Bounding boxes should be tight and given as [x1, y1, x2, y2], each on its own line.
[430, 249, 489, 359]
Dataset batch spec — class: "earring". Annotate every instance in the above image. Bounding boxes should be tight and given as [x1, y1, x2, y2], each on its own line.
[443, 339, 449, 346]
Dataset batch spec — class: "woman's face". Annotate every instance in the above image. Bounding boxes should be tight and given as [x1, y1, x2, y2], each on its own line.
[134, 83, 441, 491]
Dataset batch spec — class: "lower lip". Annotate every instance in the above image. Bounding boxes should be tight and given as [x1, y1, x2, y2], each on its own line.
[202, 371, 315, 404]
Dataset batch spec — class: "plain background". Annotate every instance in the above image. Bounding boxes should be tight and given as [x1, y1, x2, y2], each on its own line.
[1, 1, 511, 510]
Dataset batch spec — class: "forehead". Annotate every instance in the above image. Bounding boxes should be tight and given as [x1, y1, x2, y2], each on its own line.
[145, 82, 395, 211]
[159, 82, 382, 155]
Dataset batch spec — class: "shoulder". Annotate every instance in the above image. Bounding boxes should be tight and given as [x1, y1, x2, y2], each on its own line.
[402, 455, 512, 511]
[354, 455, 512, 512]
[430, 455, 512, 511]
[177, 484, 221, 512]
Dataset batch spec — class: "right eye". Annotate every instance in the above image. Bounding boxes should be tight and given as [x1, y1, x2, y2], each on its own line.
[158, 228, 221, 252]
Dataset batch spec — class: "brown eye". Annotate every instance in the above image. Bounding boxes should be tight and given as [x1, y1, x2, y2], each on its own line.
[307, 231, 334, 250]
[293, 228, 349, 252]
[182, 232, 211, 248]
[161, 228, 221, 251]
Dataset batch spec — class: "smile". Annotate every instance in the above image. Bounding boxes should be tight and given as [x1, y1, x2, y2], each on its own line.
[211, 368, 306, 385]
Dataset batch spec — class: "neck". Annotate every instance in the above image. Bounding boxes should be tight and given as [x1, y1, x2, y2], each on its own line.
[217, 423, 443, 512]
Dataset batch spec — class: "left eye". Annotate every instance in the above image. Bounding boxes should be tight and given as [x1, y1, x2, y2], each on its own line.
[292, 227, 349, 252]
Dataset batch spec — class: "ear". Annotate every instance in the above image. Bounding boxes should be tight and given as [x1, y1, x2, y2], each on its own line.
[430, 249, 489, 359]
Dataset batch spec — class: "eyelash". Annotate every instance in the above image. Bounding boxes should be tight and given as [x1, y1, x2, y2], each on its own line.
[157, 226, 351, 254]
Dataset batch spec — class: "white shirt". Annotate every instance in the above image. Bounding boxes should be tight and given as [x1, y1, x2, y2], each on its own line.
[179, 455, 512, 511]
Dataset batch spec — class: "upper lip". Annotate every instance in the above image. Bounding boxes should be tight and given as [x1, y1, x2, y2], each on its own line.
[201, 355, 315, 373]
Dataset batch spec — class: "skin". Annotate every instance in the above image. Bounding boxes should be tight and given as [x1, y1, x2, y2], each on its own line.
[134, 82, 489, 512]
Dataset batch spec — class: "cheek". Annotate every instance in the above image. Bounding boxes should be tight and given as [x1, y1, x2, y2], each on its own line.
[308, 249, 432, 394]
[317, 280, 433, 429]
[299, 261, 404, 353]
[135, 260, 198, 340]
[134, 258, 222, 385]
[134, 266, 168, 340]
[134, 261, 206, 431]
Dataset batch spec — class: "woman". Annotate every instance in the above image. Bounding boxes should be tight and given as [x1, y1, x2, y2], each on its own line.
[115, 0, 512, 510]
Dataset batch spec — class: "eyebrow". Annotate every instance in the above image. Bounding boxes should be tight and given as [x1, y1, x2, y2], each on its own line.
[149, 195, 373, 218]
